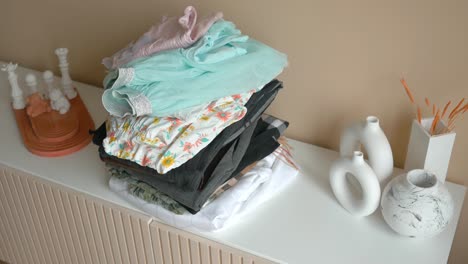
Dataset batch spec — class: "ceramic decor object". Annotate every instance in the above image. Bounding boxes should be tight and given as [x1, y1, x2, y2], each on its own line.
[26, 93, 52, 118]
[1, 62, 25, 109]
[25, 73, 39, 93]
[43, 70, 56, 93]
[404, 118, 456, 182]
[340, 116, 394, 185]
[44, 70, 70, 114]
[13, 93, 94, 157]
[55, 48, 77, 99]
[381, 169, 454, 238]
[330, 151, 381, 217]
[24, 74, 52, 117]
[6, 51, 93, 157]
[49, 89, 71, 114]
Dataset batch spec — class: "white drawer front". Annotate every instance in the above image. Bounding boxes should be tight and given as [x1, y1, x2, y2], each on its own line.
[0, 163, 276, 264]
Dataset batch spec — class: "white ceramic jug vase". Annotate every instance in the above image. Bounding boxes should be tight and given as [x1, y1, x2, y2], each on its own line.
[340, 116, 393, 185]
[329, 151, 381, 217]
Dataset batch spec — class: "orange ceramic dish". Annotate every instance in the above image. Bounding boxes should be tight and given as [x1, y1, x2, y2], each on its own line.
[13, 92, 94, 157]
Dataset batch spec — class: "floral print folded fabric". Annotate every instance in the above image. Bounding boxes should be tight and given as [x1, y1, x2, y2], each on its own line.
[103, 91, 253, 174]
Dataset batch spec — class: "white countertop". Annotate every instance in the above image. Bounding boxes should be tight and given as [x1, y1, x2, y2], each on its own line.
[0, 63, 466, 264]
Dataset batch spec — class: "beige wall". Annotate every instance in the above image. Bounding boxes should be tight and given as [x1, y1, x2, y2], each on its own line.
[1, 0, 467, 185]
[1, 0, 467, 184]
[0, 0, 467, 262]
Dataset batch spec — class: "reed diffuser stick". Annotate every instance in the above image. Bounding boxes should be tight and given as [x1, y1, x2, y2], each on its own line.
[449, 98, 465, 119]
[441, 101, 452, 119]
[400, 78, 415, 104]
[417, 106, 422, 124]
[430, 109, 440, 135]
[400, 78, 466, 135]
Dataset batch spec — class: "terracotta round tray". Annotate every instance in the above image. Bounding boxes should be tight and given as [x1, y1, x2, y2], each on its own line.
[13, 91, 95, 157]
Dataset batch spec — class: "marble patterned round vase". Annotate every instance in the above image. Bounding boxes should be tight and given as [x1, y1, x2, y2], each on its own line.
[381, 169, 454, 238]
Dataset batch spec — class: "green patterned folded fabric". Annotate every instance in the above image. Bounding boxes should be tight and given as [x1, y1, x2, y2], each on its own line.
[106, 163, 249, 215]
[128, 181, 186, 215]
[106, 165, 186, 214]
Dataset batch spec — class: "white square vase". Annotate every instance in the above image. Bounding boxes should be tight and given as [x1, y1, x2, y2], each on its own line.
[404, 118, 456, 182]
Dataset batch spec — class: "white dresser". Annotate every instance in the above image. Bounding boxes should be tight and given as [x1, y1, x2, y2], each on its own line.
[0, 64, 466, 264]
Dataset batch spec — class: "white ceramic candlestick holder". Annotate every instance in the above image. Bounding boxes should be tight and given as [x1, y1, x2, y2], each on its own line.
[55, 48, 77, 99]
[404, 118, 456, 183]
[43, 70, 56, 93]
[25, 74, 39, 94]
[1, 63, 25, 109]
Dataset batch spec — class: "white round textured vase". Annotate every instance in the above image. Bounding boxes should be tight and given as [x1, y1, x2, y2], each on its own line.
[340, 116, 394, 185]
[381, 169, 454, 238]
[330, 151, 381, 217]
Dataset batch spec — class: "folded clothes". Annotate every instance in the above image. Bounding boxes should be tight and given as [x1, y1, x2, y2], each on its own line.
[102, 20, 287, 117]
[106, 161, 251, 215]
[103, 91, 253, 174]
[93, 80, 283, 192]
[102, 6, 223, 70]
[109, 153, 298, 232]
[103, 117, 257, 213]
[101, 113, 288, 213]
[107, 165, 186, 214]
[231, 113, 289, 177]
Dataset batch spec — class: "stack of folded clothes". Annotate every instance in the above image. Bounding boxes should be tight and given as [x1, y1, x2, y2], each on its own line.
[92, 6, 298, 232]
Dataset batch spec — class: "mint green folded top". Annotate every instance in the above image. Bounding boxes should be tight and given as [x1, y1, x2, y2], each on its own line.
[102, 20, 287, 117]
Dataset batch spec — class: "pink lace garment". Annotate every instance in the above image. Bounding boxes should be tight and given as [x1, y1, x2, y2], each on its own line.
[102, 6, 223, 70]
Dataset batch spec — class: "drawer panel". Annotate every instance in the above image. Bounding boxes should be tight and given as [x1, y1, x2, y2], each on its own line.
[0, 163, 276, 264]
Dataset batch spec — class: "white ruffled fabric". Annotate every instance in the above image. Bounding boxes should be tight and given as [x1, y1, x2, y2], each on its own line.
[109, 154, 298, 232]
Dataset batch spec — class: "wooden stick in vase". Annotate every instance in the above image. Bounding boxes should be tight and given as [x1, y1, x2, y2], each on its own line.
[417, 105, 422, 124]
[430, 109, 441, 135]
[449, 98, 465, 119]
[400, 78, 415, 104]
[441, 101, 452, 119]
[447, 103, 468, 132]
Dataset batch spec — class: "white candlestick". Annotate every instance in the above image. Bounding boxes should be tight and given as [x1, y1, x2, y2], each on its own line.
[43, 70, 55, 93]
[1, 63, 25, 109]
[25, 74, 39, 94]
[55, 48, 77, 99]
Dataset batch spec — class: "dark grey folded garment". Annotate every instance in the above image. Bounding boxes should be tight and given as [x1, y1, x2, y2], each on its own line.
[231, 114, 289, 177]
[94, 79, 283, 192]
